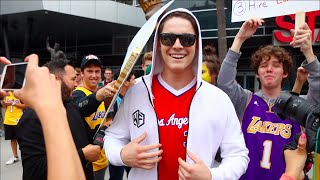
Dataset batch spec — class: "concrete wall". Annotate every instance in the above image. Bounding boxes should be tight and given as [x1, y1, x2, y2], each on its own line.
[0, 0, 146, 28]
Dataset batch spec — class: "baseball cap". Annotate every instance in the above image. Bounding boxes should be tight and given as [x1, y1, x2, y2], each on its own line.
[81, 54, 101, 68]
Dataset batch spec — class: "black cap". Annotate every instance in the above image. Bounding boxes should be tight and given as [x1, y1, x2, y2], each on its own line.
[81, 55, 101, 68]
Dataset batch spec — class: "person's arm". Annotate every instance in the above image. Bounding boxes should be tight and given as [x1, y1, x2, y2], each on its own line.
[292, 67, 308, 94]
[46, 37, 52, 51]
[291, 23, 320, 104]
[72, 82, 115, 117]
[217, 18, 263, 120]
[177, 94, 249, 180]
[1, 98, 12, 108]
[210, 96, 249, 179]
[72, 90, 102, 117]
[81, 144, 101, 162]
[104, 88, 162, 168]
[103, 92, 131, 166]
[13, 54, 85, 180]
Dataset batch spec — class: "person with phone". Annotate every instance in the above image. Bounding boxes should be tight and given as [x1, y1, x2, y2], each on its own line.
[1, 91, 26, 165]
[16, 59, 100, 180]
[13, 54, 85, 180]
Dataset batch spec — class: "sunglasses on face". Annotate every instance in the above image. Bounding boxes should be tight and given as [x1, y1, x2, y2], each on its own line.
[159, 33, 197, 47]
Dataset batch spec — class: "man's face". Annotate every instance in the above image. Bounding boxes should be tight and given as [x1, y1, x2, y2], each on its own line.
[159, 17, 196, 74]
[61, 65, 77, 100]
[104, 69, 113, 82]
[142, 60, 152, 75]
[257, 55, 288, 90]
[81, 64, 101, 90]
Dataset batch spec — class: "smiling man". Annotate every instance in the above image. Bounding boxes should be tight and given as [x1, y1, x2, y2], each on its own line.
[73, 55, 117, 180]
[104, 8, 249, 180]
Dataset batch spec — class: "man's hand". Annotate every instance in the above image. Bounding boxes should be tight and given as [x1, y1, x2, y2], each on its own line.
[0, 57, 11, 97]
[13, 54, 62, 111]
[178, 150, 212, 180]
[231, 18, 264, 52]
[82, 144, 101, 162]
[296, 67, 309, 85]
[284, 133, 307, 180]
[96, 81, 116, 101]
[120, 132, 162, 170]
[290, 23, 314, 62]
[104, 118, 112, 127]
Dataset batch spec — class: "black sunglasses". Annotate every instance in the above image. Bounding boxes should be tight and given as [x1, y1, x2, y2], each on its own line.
[159, 33, 197, 47]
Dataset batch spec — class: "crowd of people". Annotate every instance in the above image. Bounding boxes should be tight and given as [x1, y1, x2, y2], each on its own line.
[0, 7, 319, 180]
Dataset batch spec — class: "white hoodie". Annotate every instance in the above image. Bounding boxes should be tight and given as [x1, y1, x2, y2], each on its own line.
[104, 8, 249, 180]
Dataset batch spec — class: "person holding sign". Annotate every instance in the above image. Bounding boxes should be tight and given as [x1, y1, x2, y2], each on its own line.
[217, 18, 320, 179]
[104, 8, 249, 180]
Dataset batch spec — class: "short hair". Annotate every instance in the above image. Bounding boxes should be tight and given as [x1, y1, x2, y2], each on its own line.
[251, 45, 292, 76]
[44, 59, 70, 77]
[75, 67, 81, 73]
[158, 11, 198, 37]
[203, 45, 220, 75]
[104, 67, 113, 73]
[142, 51, 152, 65]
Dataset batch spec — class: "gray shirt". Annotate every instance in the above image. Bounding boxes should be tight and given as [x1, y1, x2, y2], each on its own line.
[217, 49, 320, 120]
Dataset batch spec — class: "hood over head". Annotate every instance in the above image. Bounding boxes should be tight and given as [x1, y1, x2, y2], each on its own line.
[147, 8, 203, 89]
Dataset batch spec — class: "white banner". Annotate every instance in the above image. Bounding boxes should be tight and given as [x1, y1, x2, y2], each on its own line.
[232, 0, 320, 22]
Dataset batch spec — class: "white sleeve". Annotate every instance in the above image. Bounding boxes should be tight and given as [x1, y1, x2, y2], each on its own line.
[103, 95, 131, 166]
[210, 96, 249, 180]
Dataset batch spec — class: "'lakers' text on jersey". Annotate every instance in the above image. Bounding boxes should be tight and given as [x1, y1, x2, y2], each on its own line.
[240, 95, 301, 180]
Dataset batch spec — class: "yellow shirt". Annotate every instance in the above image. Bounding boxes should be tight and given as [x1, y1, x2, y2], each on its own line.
[74, 87, 108, 171]
[3, 92, 23, 125]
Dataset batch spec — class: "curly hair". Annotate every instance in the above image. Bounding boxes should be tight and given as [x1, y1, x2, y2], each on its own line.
[251, 45, 292, 76]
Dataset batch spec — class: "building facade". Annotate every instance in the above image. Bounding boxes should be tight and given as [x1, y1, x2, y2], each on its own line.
[1, 0, 319, 92]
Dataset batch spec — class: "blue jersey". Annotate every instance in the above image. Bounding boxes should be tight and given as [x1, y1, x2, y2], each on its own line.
[240, 95, 301, 180]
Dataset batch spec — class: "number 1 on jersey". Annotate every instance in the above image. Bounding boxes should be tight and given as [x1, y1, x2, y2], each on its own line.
[260, 140, 272, 169]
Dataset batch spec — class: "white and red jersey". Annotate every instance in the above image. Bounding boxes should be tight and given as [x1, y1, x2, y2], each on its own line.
[152, 75, 196, 180]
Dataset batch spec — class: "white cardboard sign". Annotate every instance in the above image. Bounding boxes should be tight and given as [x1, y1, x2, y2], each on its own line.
[232, 0, 320, 22]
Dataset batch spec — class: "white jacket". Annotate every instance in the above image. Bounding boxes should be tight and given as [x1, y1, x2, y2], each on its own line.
[104, 8, 249, 180]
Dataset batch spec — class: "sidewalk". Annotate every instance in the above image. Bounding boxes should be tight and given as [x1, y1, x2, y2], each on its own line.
[0, 136, 22, 180]
[1, 136, 127, 180]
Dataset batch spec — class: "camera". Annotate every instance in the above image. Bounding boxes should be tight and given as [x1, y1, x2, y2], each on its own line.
[274, 91, 320, 153]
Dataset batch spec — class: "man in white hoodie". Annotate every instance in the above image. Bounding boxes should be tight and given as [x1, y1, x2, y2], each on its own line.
[104, 8, 249, 180]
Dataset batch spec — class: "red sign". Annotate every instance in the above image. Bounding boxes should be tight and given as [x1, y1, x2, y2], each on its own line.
[274, 10, 320, 45]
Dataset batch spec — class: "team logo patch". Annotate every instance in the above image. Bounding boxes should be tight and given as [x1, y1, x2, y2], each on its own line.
[132, 110, 145, 128]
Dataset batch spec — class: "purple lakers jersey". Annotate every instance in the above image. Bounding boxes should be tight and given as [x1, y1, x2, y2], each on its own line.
[240, 95, 301, 180]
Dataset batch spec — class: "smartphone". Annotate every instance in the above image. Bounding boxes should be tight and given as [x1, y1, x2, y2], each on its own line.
[0, 62, 27, 91]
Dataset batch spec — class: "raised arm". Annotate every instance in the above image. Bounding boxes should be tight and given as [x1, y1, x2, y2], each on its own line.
[217, 18, 264, 120]
[46, 36, 53, 52]
[290, 23, 320, 104]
